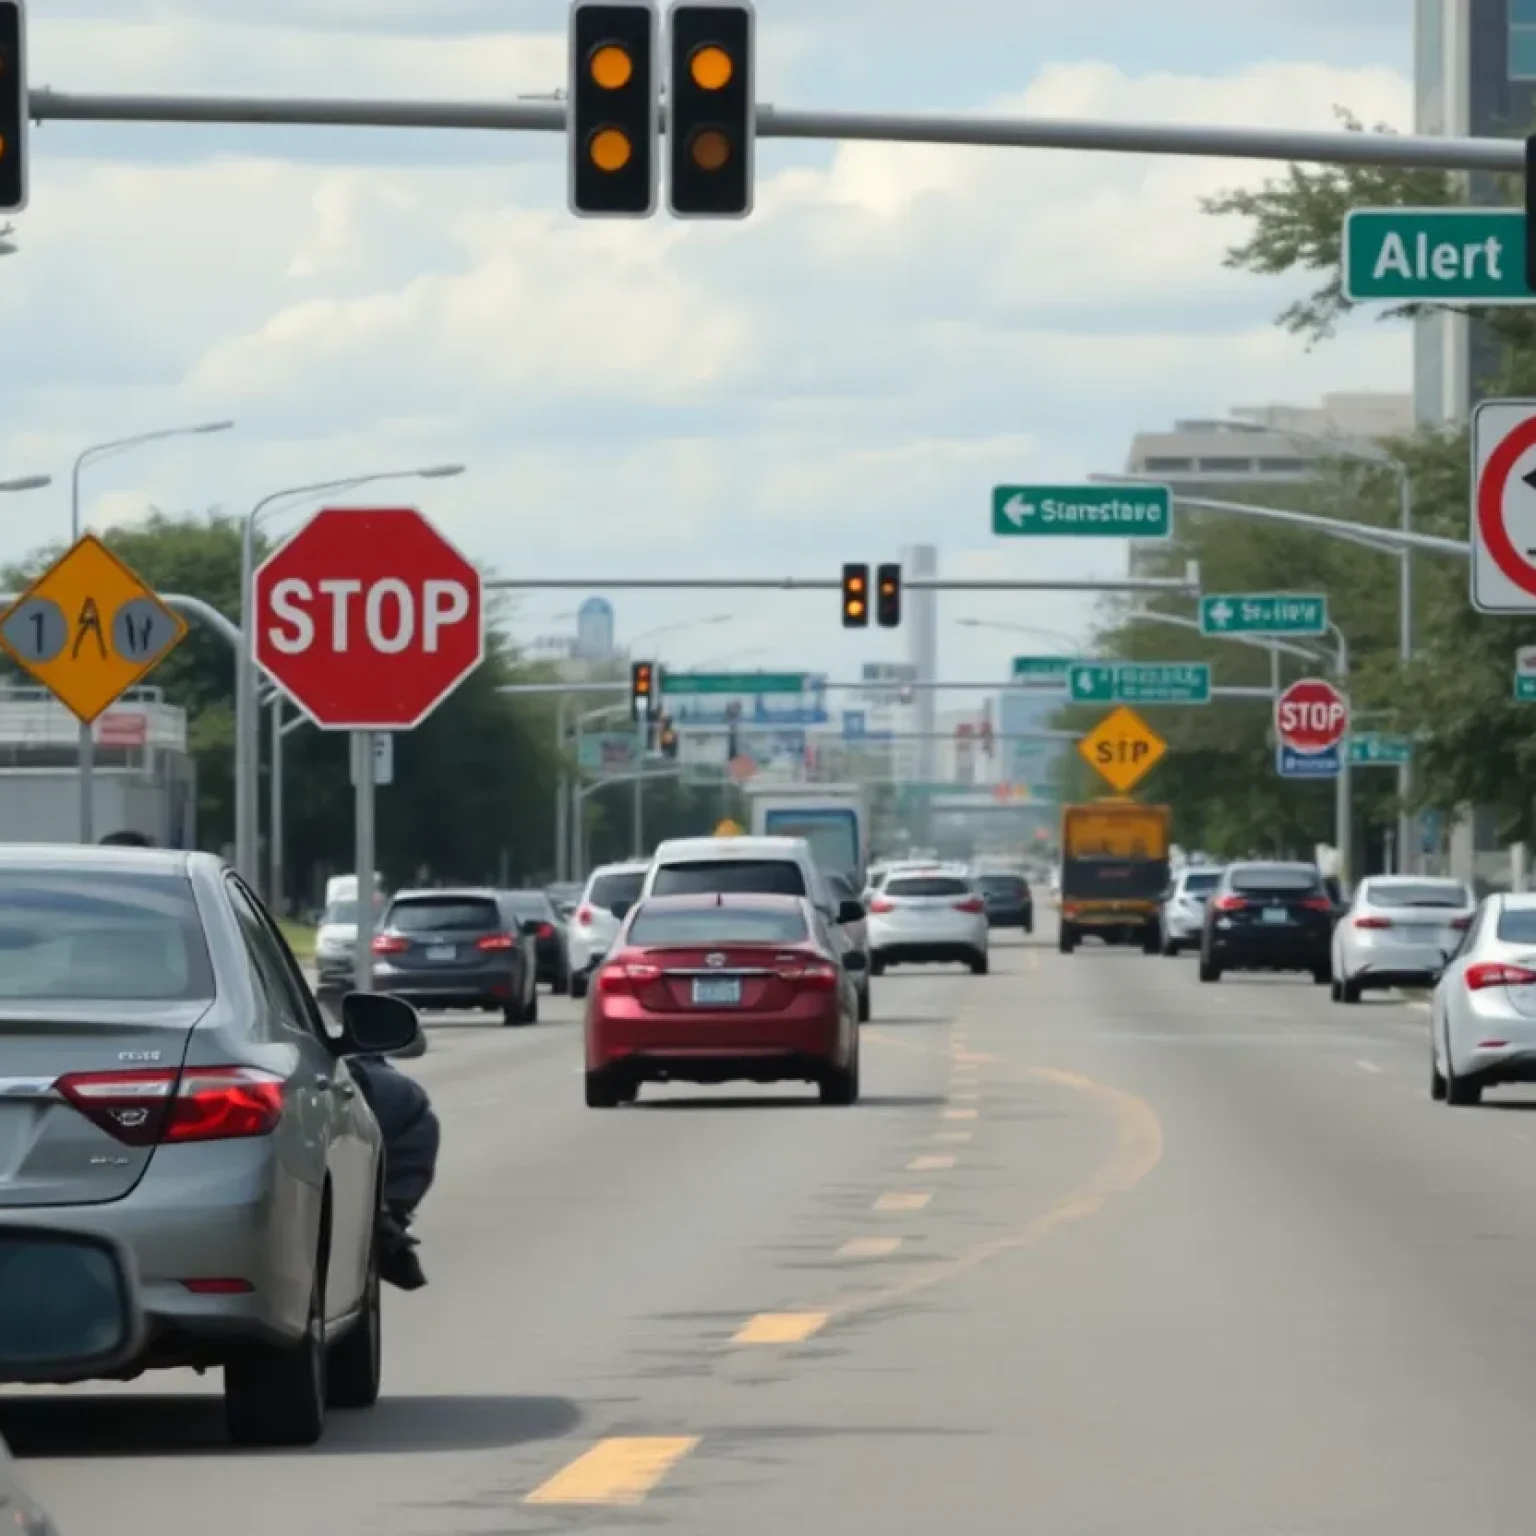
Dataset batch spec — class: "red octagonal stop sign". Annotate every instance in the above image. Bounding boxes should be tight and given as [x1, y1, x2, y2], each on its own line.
[1274, 676, 1349, 755]
[253, 507, 484, 730]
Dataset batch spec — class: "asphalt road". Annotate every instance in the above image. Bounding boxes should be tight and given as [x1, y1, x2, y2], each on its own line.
[12, 911, 1536, 1532]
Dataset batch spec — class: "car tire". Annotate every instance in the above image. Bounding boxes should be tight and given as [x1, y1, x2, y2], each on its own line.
[1430, 1046, 1448, 1101]
[585, 1071, 621, 1108]
[1141, 927, 1160, 956]
[1330, 977, 1343, 1002]
[1058, 924, 1076, 955]
[969, 952, 989, 976]
[326, 1234, 382, 1410]
[1313, 965, 1332, 986]
[820, 1043, 860, 1106]
[1160, 936, 1179, 956]
[1198, 956, 1221, 983]
[1340, 976, 1362, 1003]
[225, 1246, 326, 1447]
[523, 985, 540, 1024]
[870, 954, 887, 977]
[569, 970, 589, 1000]
[856, 983, 871, 1023]
[1445, 1055, 1482, 1106]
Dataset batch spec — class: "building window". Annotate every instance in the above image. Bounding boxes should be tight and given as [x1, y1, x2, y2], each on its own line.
[1197, 457, 1253, 473]
[1140, 456, 1193, 472]
[1255, 457, 1309, 473]
[1512, 13, 1536, 79]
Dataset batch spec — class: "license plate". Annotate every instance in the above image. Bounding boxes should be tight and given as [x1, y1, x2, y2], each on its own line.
[691, 977, 741, 1006]
[1261, 908, 1289, 925]
[425, 945, 455, 961]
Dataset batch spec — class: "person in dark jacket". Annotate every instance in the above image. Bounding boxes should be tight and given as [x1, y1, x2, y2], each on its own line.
[346, 1053, 440, 1291]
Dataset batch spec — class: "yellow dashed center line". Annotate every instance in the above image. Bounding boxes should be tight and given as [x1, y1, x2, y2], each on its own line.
[907, 1153, 955, 1171]
[525, 1436, 700, 1505]
[874, 1190, 932, 1212]
[732, 1311, 829, 1344]
[837, 1235, 903, 1258]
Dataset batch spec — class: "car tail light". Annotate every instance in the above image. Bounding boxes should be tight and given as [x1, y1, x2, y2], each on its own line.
[596, 954, 660, 995]
[1465, 962, 1536, 991]
[954, 896, 985, 914]
[181, 1278, 254, 1295]
[1451, 915, 1472, 930]
[55, 1066, 285, 1148]
[1353, 915, 1392, 929]
[868, 897, 895, 914]
[576, 906, 595, 926]
[1300, 896, 1333, 912]
[371, 933, 408, 954]
[535, 923, 555, 939]
[777, 960, 840, 991]
[1212, 895, 1249, 912]
[476, 933, 516, 951]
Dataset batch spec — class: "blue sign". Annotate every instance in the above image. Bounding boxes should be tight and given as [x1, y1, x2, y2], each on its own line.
[1276, 743, 1341, 779]
[843, 710, 866, 740]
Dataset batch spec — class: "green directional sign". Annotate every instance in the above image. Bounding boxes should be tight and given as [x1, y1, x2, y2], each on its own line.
[661, 671, 806, 696]
[1343, 207, 1531, 305]
[1200, 592, 1327, 637]
[1347, 733, 1412, 767]
[1515, 675, 1536, 702]
[992, 484, 1171, 539]
[1011, 655, 1075, 682]
[1068, 661, 1211, 705]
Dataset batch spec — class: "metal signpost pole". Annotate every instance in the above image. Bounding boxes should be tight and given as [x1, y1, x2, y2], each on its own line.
[555, 694, 570, 883]
[268, 693, 284, 910]
[1332, 626, 1353, 890]
[353, 731, 375, 993]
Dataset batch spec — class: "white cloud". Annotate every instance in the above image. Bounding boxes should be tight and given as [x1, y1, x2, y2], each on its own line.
[0, 42, 1415, 701]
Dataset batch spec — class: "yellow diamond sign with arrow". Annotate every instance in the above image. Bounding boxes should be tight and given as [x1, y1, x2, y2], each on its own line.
[0, 535, 188, 724]
[1077, 704, 1167, 794]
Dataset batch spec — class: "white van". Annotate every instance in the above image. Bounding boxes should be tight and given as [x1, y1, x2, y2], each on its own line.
[323, 873, 384, 909]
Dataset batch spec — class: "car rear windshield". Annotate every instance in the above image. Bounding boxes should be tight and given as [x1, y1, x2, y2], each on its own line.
[628, 905, 810, 946]
[651, 860, 807, 897]
[588, 871, 646, 909]
[977, 875, 1026, 896]
[0, 870, 215, 1002]
[885, 875, 971, 897]
[1366, 880, 1468, 909]
[1183, 872, 1221, 893]
[385, 897, 501, 932]
[1496, 907, 1536, 944]
[1229, 866, 1322, 894]
[503, 892, 555, 919]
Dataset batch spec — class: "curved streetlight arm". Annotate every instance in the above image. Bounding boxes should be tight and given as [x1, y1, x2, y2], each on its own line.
[955, 617, 1083, 653]
[72, 421, 235, 540]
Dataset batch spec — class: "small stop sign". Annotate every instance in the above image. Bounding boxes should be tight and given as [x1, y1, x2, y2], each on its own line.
[1274, 677, 1349, 754]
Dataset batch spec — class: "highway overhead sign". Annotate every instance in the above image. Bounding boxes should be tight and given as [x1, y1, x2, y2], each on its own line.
[661, 671, 805, 695]
[1347, 732, 1412, 767]
[1471, 398, 1536, 613]
[0, 534, 188, 723]
[1076, 705, 1167, 794]
[1199, 592, 1327, 636]
[252, 507, 484, 731]
[992, 484, 1171, 539]
[1274, 676, 1347, 780]
[1342, 208, 1529, 304]
[1069, 661, 1210, 706]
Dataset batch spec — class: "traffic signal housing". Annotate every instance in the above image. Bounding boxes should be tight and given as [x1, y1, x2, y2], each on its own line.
[568, 0, 660, 218]
[631, 659, 657, 719]
[876, 563, 901, 628]
[659, 715, 679, 759]
[841, 563, 869, 628]
[0, 1, 27, 214]
[666, 0, 754, 218]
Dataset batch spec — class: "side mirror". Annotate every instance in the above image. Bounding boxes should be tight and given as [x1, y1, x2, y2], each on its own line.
[0, 1226, 143, 1382]
[837, 898, 866, 925]
[842, 950, 868, 972]
[335, 992, 421, 1056]
[609, 899, 632, 922]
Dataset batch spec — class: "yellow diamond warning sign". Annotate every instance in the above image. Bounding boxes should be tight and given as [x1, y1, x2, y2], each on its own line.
[1077, 704, 1166, 794]
[0, 535, 188, 723]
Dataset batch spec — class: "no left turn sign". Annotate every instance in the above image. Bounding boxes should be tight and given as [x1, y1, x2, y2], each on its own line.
[1472, 397, 1536, 613]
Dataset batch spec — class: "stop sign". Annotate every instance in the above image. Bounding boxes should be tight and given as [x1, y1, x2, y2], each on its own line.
[1275, 677, 1349, 754]
[253, 507, 484, 730]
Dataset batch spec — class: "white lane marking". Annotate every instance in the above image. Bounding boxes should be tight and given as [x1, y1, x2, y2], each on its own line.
[1355, 1059, 1382, 1075]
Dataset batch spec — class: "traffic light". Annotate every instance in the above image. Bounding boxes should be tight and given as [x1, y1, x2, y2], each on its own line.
[0, 1, 26, 214]
[631, 658, 657, 719]
[568, 0, 660, 218]
[659, 715, 679, 758]
[841, 563, 869, 628]
[876, 563, 901, 628]
[666, 0, 754, 218]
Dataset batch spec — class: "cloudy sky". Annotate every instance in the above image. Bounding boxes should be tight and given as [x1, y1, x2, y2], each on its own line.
[0, 0, 1411, 701]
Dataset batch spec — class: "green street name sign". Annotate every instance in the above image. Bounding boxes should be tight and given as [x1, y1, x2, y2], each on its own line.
[1347, 733, 1412, 767]
[1011, 655, 1075, 682]
[1515, 675, 1536, 702]
[1069, 662, 1211, 705]
[661, 671, 806, 696]
[992, 484, 1171, 539]
[1200, 592, 1327, 637]
[1342, 207, 1531, 305]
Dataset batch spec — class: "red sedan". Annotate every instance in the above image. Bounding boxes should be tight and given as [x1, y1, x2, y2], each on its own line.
[583, 893, 864, 1108]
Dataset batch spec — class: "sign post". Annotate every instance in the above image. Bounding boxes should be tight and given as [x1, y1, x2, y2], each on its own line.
[1076, 705, 1167, 793]
[1274, 677, 1348, 779]
[992, 484, 1171, 539]
[252, 507, 485, 988]
[1471, 398, 1536, 613]
[1199, 592, 1327, 636]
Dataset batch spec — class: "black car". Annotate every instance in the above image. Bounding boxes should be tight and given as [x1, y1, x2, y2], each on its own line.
[372, 888, 541, 1024]
[974, 871, 1033, 932]
[504, 889, 570, 991]
[1199, 861, 1334, 984]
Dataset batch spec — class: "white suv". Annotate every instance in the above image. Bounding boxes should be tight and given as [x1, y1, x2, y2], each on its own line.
[567, 861, 651, 998]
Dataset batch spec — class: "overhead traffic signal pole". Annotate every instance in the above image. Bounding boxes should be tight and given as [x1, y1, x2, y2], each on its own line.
[0, 0, 27, 213]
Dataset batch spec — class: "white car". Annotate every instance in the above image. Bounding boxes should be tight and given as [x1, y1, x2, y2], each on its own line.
[313, 891, 385, 992]
[1430, 892, 1536, 1105]
[1333, 875, 1474, 1003]
[1159, 865, 1224, 954]
[567, 861, 650, 998]
[866, 865, 989, 975]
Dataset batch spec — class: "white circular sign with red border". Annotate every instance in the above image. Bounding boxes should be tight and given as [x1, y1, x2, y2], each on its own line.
[1472, 397, 1536, 613]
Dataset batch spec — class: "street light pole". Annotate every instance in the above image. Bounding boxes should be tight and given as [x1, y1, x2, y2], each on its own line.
[70, 422, 234, 843]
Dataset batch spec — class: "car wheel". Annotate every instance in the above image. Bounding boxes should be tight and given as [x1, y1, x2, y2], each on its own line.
[1160, 936, 1179, 956]
[820, 1042, 860, 1106]
[856, 983, 871, 1023]
[585, 1071, 621, 1108]
[1058, 924, 1076, 955]
[1141, 927, 1160, 956]
[1430, 1043, 1448, 1101]
[1340, 976, 1362, 1003]
[326, 1231, 382, 1409]
[1198, 956, 1221, 983]
[1445, 1056, 1482, 1106]
[870, 954, 887, 977]
[569, 970, 589, 1000]
[1330, 977, 1343, 1002]
[225, 1243, 326, 1447]
[969, 952, 989, 976]
[523, 984, 540, 1024]
[1313, 965, 1333, 986]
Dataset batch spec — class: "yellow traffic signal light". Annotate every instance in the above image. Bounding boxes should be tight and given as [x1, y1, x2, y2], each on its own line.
[876, 563, 901, 628]
[0, 1, 26, 214]
[666, 1, 754, 218]
[568, 1, 659, 218]
[631, 658, 656, 718]
[842, 563, 869, 628]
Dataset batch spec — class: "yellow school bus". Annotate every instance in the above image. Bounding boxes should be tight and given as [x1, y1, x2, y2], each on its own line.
[1058, 799, 1171, 955]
